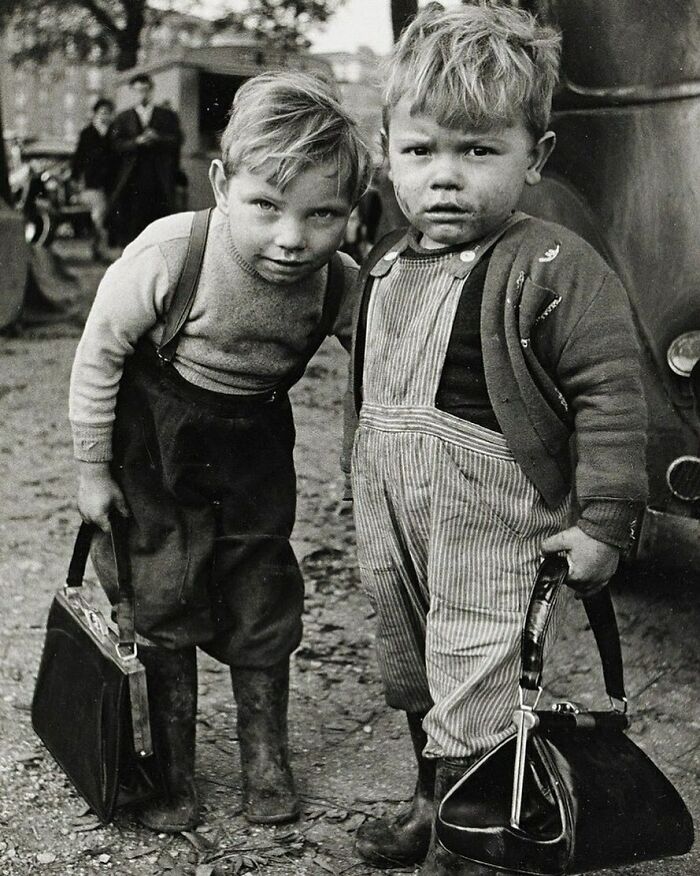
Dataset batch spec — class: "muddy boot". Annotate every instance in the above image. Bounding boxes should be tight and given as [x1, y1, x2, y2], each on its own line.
[136, 646, 200, 833]
[231, 658, 300, 824]
[420, 757, 500, 875]
[355, 712, 435, 868]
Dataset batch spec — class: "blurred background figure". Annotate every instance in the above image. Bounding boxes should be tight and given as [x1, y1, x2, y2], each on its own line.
[109, 73, 183, 246]
[71, 98, 116, 263]
[340, 181, 385, 262]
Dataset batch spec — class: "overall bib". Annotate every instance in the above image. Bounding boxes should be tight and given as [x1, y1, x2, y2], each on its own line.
[352, 231, 570, 759]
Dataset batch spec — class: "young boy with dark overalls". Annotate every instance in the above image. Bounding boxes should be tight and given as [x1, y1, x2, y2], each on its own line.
[344, 6, 648, 874]
[69, 71, 371, 834]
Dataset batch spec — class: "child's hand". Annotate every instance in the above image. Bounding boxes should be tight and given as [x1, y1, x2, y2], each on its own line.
[540, 526, 619, 598]
[77, 462, 129, 533]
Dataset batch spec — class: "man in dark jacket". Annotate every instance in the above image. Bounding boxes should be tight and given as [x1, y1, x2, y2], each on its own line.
[72, 98, 116, 262]
[109, 73, 183, 246]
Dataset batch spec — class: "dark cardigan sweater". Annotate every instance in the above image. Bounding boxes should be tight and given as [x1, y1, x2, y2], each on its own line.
[345, 216, 648, 550]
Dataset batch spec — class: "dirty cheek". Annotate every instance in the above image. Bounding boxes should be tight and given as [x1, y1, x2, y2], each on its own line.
[392, 180, 414, 219]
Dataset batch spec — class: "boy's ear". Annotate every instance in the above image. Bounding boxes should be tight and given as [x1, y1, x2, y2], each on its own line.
[525, 131, 556, 186]
[208, 159, 230, 214]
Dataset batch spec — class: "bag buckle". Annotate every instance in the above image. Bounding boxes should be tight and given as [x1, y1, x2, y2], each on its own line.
[116, 641, 138, 661]
[511, 686, 541, 830]
[518, 685, 542, 711]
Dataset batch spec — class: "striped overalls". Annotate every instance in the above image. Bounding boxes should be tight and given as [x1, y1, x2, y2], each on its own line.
[351, 235, 570, 759]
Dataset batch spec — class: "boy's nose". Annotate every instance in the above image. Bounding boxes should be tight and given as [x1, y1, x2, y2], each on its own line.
[275, 219, 306, 251]
[430, 156, 464, 190]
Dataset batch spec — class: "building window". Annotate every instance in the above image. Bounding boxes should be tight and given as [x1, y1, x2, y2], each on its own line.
[87, 67, 102, 89]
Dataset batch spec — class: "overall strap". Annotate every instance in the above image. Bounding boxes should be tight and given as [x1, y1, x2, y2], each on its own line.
[276, 252, 346, 393]
[357, 227, 408, 292]
[352, 228, 408, 411]
[157, 208, 213, 364]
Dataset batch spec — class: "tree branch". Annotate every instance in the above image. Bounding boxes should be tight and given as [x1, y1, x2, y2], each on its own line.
[78, 0, 121, 36]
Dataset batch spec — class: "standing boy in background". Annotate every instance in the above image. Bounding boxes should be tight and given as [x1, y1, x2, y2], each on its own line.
[71, 98, 116, 263]
[346, 5, 647, 873]
[70, 72, 371, 834]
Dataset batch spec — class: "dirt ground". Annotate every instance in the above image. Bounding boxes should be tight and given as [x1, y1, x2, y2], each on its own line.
[0, 240, 698, 876]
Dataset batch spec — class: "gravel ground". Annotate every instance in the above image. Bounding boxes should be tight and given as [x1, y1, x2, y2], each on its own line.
[0, 240, 697, 875]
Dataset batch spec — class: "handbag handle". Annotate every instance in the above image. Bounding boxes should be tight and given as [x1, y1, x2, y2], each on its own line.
[66, 514, 135, 652]
[520, 555, 627, 707]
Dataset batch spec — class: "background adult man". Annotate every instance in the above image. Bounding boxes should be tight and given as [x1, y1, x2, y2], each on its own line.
[109, 73, 183, 246]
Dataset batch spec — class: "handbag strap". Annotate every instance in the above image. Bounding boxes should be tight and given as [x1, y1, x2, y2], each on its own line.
[66, 514, 135, 651]
[520, 555, 627, 705]
[157, 208, 213, 364]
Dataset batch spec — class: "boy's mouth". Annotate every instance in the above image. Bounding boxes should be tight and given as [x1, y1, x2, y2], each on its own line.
[424, 204, 469, 218]
[265, 257, 309, 269]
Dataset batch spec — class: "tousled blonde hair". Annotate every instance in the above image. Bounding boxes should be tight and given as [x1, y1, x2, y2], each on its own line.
[220, 70, 372, 204]
[383, 2, 561, 138]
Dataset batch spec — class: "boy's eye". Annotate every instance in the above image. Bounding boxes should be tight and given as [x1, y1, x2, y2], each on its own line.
[253, 199, 278, 212]
[405, 146, 430, 157]
[468, 146, 494, 157]
[312, 208, 341, 220]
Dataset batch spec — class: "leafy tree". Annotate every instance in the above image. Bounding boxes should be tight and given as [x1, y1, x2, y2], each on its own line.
[0, 0, 343, 71]
[214, 1, 343, 51]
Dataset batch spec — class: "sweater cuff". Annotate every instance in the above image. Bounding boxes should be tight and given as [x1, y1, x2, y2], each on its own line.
[72, 422, 113, 462]
[577, 499, 644, 552]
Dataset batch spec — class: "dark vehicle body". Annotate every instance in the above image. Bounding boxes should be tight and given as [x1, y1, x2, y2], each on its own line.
[519, 0, 700, 573]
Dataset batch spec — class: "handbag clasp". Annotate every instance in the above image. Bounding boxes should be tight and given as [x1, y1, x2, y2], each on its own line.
[552, 700, 584, 714]
[609, 695, 628, 714]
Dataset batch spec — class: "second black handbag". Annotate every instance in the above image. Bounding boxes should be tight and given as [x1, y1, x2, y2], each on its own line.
[32, 516, 163, 823]
[436, 556, 694, 874]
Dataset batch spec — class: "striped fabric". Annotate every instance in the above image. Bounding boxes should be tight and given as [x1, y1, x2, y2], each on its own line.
[352, 246, 570, 759]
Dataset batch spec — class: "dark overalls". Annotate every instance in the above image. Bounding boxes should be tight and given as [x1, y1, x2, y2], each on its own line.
[92, 211, 343, 668]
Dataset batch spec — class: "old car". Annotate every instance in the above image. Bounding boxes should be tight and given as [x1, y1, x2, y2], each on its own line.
[11, 138, 91, 246]
[516, 0, 700, 574]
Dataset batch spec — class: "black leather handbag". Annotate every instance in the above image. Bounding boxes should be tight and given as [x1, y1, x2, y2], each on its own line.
[436, 556, 694, 874]
[32, 516, 162, 823]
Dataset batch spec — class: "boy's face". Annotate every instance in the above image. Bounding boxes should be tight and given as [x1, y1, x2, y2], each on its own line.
[209, 159, 352, 285]
[94, 105, 113, 127]
[386, 97, 554, 248]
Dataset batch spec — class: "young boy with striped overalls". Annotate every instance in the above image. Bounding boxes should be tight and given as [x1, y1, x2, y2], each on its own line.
[69, 72, 371, 833]
[346, 6, 648, 874]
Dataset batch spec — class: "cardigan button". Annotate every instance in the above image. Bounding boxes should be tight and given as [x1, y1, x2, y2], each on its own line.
[383, 251, 399, 262]
[459, 250, 476, 262]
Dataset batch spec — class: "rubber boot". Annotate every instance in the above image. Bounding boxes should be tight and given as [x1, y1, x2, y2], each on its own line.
[419, 757, 501, 875]
[136, 646, 200, 833]
[231, 658, 300, 824]
[355, 712, 435, 868]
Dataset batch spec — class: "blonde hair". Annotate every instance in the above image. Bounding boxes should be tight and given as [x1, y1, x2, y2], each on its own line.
[220, 70, 372, 204]
[383, 2, 561, 137]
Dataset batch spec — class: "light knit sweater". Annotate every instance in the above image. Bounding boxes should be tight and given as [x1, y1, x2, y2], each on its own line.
[70, 209, 358, 462]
